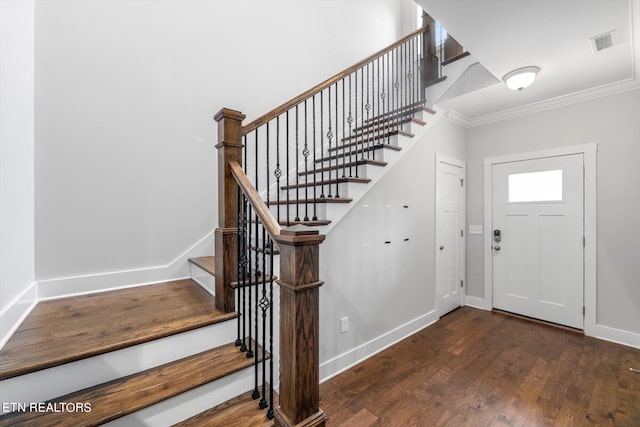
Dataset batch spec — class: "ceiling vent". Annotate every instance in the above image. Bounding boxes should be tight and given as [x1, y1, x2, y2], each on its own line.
[589, 30, 617, 53]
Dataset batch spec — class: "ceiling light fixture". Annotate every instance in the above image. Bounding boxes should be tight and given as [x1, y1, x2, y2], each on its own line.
[503, 66, 540, 91]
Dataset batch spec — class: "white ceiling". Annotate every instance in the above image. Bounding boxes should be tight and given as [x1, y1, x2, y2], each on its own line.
[416, 0, 640, 125]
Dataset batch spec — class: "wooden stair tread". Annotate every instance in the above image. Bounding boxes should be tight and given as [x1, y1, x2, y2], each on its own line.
[280, 177, 370, 190]
[267, 197, 352, 206]
[339, 128, 413, 144]
[298, 159, 387, 176]
[353, 116, 426, 132]
[173, 389, 278, 427]
[364, 100, 427, 123]
[0, 279, 236, 381]
[0, 342, 267, 426]
[189, 255, 215, 276]
[318, 143, 401, 162]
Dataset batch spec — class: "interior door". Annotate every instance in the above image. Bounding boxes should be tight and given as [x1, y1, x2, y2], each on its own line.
[436, 157, 465, 317]
[492, 154, 584, 329]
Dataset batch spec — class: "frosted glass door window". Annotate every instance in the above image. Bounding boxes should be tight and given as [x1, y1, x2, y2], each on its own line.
[508, 169, 563, 202]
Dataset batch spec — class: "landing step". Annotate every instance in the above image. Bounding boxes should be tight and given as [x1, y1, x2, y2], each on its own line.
[0, 279, 236, 381]
[0, 342, 267, 426]
[318, 143, 401, 162]
[189, 256, 216, 276]
[174, 388, 278, 427]
[280, 177, 371, 190]
[267, 197, 352, 206]
[298, 159, 387, 176]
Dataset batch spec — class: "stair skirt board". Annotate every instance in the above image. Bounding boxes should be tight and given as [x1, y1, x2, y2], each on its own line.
[0, 282, 37, 351]
[0, 319, 236, 409]
[35, 231, 214, 301]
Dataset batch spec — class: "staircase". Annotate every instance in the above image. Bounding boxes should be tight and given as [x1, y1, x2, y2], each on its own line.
[0, 20, 452, 426]
[0, 277, 276, 426]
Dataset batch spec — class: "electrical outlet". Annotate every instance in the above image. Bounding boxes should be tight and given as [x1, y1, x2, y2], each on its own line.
[340, 316, 349, 334]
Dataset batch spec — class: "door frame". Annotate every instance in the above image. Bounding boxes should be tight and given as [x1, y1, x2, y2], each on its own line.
[482, 143, 597, 333]
[435, 153, 466, 317]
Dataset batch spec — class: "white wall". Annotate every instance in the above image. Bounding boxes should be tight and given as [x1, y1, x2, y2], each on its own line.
[0, 0, 37, 346]
[466, 89, 640, 337]
[319, 117, 466, 378]
[34, 0, 416, 288]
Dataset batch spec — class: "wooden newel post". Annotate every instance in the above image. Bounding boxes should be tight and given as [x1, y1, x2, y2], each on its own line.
[422, 11, 439, 84]
[213, 108, 246, 313]
[274, 225, 326, 427]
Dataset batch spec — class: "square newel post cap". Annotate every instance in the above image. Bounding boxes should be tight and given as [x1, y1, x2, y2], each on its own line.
[276, 224, 326, 246]
[213, 108, 246, 123]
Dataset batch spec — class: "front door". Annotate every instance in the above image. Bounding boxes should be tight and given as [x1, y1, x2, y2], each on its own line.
[492, 154, 584, 329]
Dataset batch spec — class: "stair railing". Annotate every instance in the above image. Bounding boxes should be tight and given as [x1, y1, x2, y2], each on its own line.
[213, 24, 434, 427]
[241, 26, 428, 231]
[215, 109, 326, 425]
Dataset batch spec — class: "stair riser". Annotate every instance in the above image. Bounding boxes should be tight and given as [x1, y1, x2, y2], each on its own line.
[299, 163, 372, 182]
[269, 201, 352, 223]
[334, 134, 400, 153]
[190, 263, 215, 296]
[281, 180, 377, 200]
[321, 145, 392, 163]
[0, 320, 236, 410]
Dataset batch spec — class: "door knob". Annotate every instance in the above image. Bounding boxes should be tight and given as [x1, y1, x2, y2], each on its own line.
[439, 245, 444, 250]
[493, 245, 501, 251]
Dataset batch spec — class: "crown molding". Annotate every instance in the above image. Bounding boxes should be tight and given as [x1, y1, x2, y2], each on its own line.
[444, 77, 640, 128]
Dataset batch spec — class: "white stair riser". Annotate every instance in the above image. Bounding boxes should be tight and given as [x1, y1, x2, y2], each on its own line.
[190, 263, 215, 296]
[296, 163, 372, 182]
[0, 320, 236, 410]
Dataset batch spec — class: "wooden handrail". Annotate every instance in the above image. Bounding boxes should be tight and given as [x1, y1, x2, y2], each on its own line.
[229, 160, 281, 240]
[242, 27, 427, 135]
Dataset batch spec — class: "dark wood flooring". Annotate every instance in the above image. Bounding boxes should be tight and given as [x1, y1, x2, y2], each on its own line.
[0, 279, 236, 380]
[320, 306, 640, 426]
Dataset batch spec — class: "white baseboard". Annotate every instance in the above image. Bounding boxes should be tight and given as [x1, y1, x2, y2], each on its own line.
[590, 323, 640, 350]
[464, 295, 489, 310]
[0, 282, 37, 351]
[319, 310, 438, 383]
[37, 232, 214, 300]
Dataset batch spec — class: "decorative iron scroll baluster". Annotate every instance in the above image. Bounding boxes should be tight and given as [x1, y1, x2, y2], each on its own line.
[320, 91, 325, 199]
[303, 100, 309, 221]
[285, 110, 290, 224]
[267, 236, 274, 420]
[258, 225, 269, 409]
[294, 105, 300, 222]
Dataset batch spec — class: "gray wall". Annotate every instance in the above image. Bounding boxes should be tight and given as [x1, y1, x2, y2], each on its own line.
[319, 117, 466, 368]
[0, 1, 35, 322]
[466, 89, 640, 334]
[34, 0, 416, 282]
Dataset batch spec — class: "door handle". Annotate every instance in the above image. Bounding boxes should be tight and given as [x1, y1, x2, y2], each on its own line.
[493, 245, 501, 252]
[439, 245, 444, 250]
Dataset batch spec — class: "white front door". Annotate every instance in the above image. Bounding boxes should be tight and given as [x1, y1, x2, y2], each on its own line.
[492, 154, 584, 329]
[436, 155, 465, 317]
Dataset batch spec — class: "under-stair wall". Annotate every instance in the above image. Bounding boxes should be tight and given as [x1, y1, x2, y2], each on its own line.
[318, 115, 466, 380]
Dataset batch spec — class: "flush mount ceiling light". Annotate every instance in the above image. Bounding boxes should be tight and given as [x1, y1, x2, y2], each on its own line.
[503, 66, 540, 91]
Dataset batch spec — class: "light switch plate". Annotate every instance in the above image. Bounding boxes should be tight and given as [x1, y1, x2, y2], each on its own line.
[468, 225, 483, 235]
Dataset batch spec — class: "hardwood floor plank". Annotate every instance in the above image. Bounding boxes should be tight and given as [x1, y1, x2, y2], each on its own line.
[0, 279, 236, 380]
[320, 307, 640, 426]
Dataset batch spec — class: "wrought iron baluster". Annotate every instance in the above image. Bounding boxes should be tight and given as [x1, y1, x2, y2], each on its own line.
[285, 111, 290, 224]
[347, 74, 353, 178]
[320, 91, 325, 199]
[365, 62, 371, 160]
[258, 226, 269, 409]
[334, 82, 339, 197]
[267, 238, 274, 420]
[327, 86, 333, 198]
[303, 100, 309, 221]
[295, 105, 300, 222]
[235, 190, 243, 348]
[275, 117, 281, 225]
[312, 95, 318, 220]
